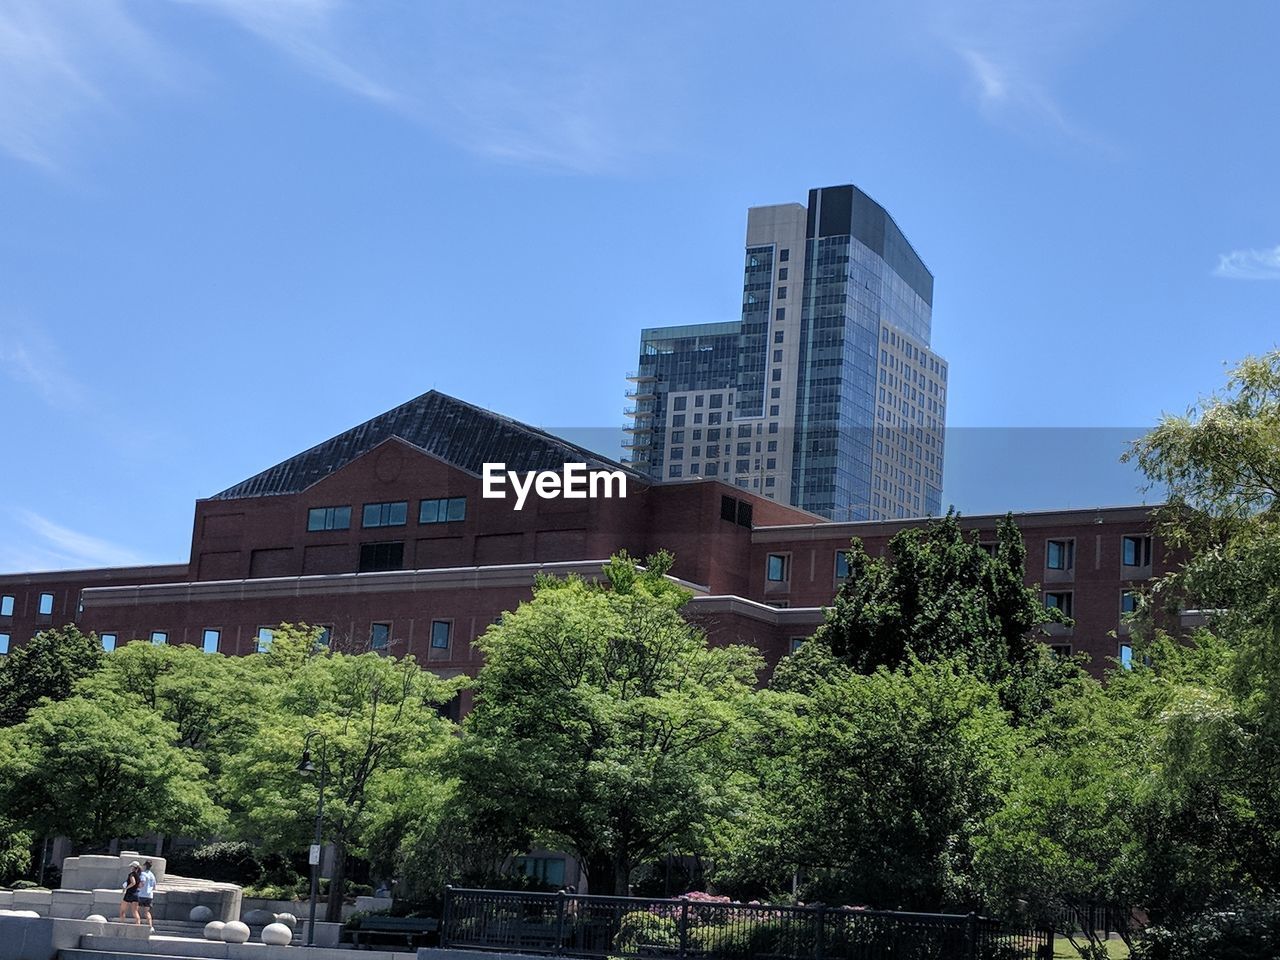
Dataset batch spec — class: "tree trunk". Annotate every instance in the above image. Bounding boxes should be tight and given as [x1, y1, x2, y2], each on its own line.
[584, 854, 618, 896]
[325, 843, 347, 923]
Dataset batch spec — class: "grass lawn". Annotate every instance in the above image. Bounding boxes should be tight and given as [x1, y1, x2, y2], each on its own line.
[1053, 936, 1131, 959]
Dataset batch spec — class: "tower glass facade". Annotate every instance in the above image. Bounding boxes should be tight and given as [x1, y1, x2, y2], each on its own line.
[625, 185, 946, 521]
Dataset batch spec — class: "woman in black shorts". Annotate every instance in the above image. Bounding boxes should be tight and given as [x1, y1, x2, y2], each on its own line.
[119, 862, 141, 924]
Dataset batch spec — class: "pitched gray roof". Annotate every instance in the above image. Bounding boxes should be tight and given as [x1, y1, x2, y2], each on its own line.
[212, 390, 645, 500]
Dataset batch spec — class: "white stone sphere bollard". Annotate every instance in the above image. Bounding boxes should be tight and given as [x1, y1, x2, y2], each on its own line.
[221, 921, 251, 943]
[273, 912, 298, 929]
[261, 923, 293, 946]
[204, 921, 226, 940]
[85, 914, 108, 924]
[190, 905, 214, 923]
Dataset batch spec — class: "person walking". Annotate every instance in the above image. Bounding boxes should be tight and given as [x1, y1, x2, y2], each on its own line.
[137, 860, 158, 930]
[119, 861, 141, 924]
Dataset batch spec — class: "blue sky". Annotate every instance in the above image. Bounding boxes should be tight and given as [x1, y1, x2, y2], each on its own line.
[1, 0, 1278, 572]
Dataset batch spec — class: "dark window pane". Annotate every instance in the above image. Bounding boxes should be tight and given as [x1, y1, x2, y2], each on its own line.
[431, 620, 451, 649]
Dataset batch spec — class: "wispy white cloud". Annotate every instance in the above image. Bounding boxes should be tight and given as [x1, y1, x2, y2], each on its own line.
[924, 0, 1123, 150]
[0, 0, 683, 175]
[4, 509, 146, 572]
[0, 321, 85, 409]
[0, 0, 173, 170]
[1214, 245, 1280, 280]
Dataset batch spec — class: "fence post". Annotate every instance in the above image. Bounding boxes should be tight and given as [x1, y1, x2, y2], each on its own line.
[679, 898, 689, 959]
[813, 904, 826, 960]
[965, 912, 976, 960]
[556, 890, 567, 956]
[441, 886, 452, 949]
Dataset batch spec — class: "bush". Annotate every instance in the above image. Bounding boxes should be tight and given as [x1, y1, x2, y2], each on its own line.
[1134, 900, 1280, 960]
[170, 842, 263, 886]
[615, 911, 679, 954]
[9, 880, 40, 890]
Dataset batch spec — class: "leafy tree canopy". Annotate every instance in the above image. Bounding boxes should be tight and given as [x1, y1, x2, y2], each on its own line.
[452, 551, 763, 896]
[0, 625, 103, 727]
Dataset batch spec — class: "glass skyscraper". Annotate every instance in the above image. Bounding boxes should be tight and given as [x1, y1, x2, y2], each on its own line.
[625, 184, 947, 521]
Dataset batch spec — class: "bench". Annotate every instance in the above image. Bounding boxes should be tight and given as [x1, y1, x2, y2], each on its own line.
[348, 916, 440, 950]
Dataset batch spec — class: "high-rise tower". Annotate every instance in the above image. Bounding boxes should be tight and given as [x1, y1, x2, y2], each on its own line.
[625, 184, 947, 521]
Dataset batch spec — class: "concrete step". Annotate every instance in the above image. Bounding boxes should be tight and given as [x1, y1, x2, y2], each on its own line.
[65, 933, 402, 960]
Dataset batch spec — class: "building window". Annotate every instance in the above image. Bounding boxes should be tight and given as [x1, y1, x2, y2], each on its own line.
[695, 395, 704, 407]
[370, 622, 391, 650]
[737, 501, 753, 528]
[307, 505, 351, 531]
[1119, 643, 1133, 669]
[668, 465, 683, 478]
[768, 422, 779, 434]
[100, 632, 117, 652]
[671, 447, 684, 461]
[38, 593, 54, 616]
[1121, 590, 1139, 614]
[771, 368, 782, 381]
[202, 629, 221, 654]
[779, 248, 789, 262]
[363, 501, 407, 528]
[255, 627, 274, 653]
[317, 625, 333, 647]
[511, 856, 565, 886]
[359, 541, 404, 572]
[721, 495, 737, 522]
[0, 633, 9, 655]
[1122, 535, 1152, 568]
[430, 620, 452, 649]
[672, 413, 686, 427]
[789, 637, 805, 654]
[1046, 539, 1075, 571]
[835, 550, 852, 580]
[778, 267, 788, 281]
[1048, 643, 1072, 657]
[705, 463, 718, 476]
[420, 497, 466, 524]
[774, 331, 784, 343]
[1045, 591, 1074, 617]
[766, 554, 790, 582]
[777, 286, 787, 299]
[150, 631, 168, 645]
[673, 396, 687, 411]
[0, 595, 12, 617]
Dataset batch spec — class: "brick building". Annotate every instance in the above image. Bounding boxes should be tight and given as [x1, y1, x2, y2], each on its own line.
[0, 391, 1165, 693]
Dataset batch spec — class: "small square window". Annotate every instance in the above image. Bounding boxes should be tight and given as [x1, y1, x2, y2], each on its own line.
[766, 554, 790, 582]
[779, 248, 789, 262]
[430, 620, 452, 649]
[150, 631, 168, 645]
[202, 629, 221, 654]
[789, 637, 805, 654]
[778, 267, 788, 281]
[668, 464, 683, 478]
[370, 622, 391, 650]
[673, 396, 688, 411]
[0, 595, 13, 617]
[1122, 535, 1152, 568]
[1121, 590, 1139, 615]
[100, 632, 117, 652]
[1046, 539, 1075, 571]
[1045, 591, 1074, 617]
[38, 593, 54, 616]
[775, 307, 785, 323]
[695, 395, 704, 408]
[255, 627, 274, 653]
[835, 550, 852, 579]
[770, 405, 780, 416]
[774, 331, 784, 343]
[777, 286, 787, 299]
[672, 414, 686, 428]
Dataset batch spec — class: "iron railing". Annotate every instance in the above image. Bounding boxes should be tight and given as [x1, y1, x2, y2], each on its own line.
[441, 888, 1054, 960]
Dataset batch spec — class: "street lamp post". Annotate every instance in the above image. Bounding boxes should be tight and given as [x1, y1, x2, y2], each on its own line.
[297, 731, 326, 947]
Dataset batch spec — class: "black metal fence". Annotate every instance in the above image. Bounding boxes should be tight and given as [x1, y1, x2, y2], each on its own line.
[441, 888, 1054, 960]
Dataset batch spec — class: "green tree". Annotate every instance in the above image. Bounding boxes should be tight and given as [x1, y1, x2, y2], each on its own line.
[1120, 350, 1280, 918]
[812, 514, 1072, 720]
[0, 625, 103, 727]
[0, 694, 220, 846]
[77, 640, 265, 781]
[719, 657, 1023, 909]
[221, 625, 459, 919]
[452, 552, 763, 896]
